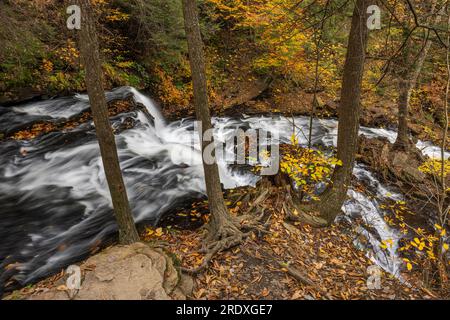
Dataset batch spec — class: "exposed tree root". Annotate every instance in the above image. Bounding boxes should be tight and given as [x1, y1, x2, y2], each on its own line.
[182, 180, 273, 275]
[181, 218, 249, 275]
[283, 203, 329, 228]
[280, 180, 329, 228]
[181, 170, 334, 275]
[181, 211, 266, 275]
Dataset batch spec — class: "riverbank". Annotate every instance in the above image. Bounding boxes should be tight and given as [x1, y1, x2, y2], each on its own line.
[3, 191, 437, 300]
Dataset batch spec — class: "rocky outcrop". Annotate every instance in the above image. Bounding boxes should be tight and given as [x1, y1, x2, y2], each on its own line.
[357, 135, 426, 185]
[28, 242, 193, 300]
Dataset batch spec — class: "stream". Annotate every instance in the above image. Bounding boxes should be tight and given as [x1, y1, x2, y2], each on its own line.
[0, 87, 448, 292]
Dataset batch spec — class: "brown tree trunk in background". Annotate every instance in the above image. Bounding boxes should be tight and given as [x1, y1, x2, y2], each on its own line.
[314, 0, 369, 225]
[182, 0, 238, 238]
[394, 0, 441, 149]
[396, 76, 413, 149]
[75, 0, 139, 244]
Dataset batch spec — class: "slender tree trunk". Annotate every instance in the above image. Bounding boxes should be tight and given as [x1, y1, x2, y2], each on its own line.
[308, 0, 330, 149]
[181, 0, 236, 237]
[438, 5, 450, 289]
[75, 0, 139, 244]
[396, 77, 413, 148]
[395, 0, 441, 148]
[315, 0, 369, 225]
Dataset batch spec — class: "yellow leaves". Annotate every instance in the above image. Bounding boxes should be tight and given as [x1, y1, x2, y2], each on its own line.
[280, 144, 340, 197]
[155, 228, 164, 237]
[42, 59, 53, 73]
[207, 0, 343, 88]
[330, 159, 343, 167]
[402, 258, 413, 271]
[55, 40, 79, 67]
[426, 250, 436, 260]
[105, 9, 130, 22]
[144, 227, 164, 239]
[91, 0, 107, 6]
[443, 243, 449, 251]
[380, 239, 393, 250]
[290, 134, 299, 146]
[115, 61, 134, 69]
[410, 237, 426, 251]
[418, 159, 450, 177]
[383, 216, 395, 226]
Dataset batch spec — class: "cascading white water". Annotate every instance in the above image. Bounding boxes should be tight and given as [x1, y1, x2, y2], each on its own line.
[0, 86, 447, 290]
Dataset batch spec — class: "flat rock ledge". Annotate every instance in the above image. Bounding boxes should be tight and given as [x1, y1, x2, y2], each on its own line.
[28, 242, 193, 300]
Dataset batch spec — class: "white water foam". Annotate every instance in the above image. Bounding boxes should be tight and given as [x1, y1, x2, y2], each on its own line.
[0, 87, 447, 287]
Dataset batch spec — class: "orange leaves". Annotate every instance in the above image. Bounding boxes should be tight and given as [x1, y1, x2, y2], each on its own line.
[12, 122, 57, 141]
[261, 287, 270, 297]
[55, 40, 80, 67]
[154, 66, 192, 107]
[9, 98, 136, 141]
[41, 59, 53, 73]
[105, 9, 130, 22]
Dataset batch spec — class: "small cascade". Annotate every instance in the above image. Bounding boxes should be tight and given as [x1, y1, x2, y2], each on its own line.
[0, 87, 447, 289]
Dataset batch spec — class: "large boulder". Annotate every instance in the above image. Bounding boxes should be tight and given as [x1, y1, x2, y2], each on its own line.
[28, 242, 192, 300]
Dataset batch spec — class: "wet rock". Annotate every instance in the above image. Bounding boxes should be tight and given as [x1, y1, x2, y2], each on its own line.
[358, 135, 426, 184]
[392, 152, 409, 169]
[402, 166, 426, 183]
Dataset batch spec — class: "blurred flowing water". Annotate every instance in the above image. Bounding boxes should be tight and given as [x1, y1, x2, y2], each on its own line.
[0, 87, 448, 291]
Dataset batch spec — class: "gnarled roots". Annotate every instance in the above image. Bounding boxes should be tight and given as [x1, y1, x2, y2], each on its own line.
[182, 186, 271, 275]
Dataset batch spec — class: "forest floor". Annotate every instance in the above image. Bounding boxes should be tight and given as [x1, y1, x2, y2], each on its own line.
[148, 188, 441, 300]
[4, 187, 442, 300]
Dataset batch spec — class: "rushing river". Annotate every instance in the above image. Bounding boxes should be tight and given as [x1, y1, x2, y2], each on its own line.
[0, 87, 448, 292]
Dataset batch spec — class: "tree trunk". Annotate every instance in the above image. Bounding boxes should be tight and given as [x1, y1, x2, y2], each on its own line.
[75, 0, 139, 244]
[181, 0, 233, 236]
[314, 0, 369, 225]
[394, 0, 442, 148]
[396, 76, 413, 148]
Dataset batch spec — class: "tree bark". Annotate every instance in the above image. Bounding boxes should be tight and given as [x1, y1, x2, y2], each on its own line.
[75, 0, 139, 244]
[181, 0, 234, 236]
[314, 0, 369, 225]
[396, 76, 413, 148]
[395, 0, 442, 148]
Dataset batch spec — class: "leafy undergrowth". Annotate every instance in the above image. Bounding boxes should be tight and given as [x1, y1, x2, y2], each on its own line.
[144, 194, 433, 300]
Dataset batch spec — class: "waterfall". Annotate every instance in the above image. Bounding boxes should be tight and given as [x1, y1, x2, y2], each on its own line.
[0, 87, 447, 289]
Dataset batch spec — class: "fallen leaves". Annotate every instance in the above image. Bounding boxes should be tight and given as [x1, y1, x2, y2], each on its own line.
[134, 189, 430, 301]
[6, 98, 137, 142]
